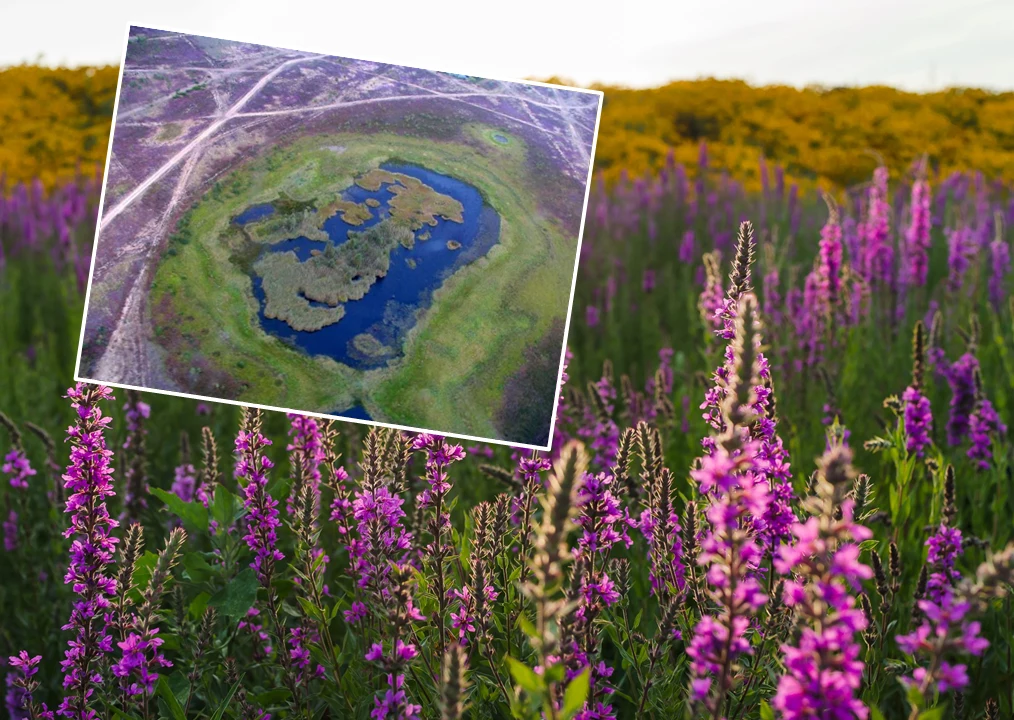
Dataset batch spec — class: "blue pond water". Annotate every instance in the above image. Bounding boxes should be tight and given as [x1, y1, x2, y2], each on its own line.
[234, 203, 275, 224]
[492, 134, 508, 144]
[242, 163, 500, 373]
[332, 405, 373, 420]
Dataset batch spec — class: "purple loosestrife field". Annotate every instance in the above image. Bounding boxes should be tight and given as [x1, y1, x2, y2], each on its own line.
[2, 147, 1014, 719]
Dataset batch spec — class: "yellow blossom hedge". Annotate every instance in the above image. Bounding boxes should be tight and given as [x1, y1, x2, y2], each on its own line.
[3, 67, 1014, 192]
[585, 79, 1014, 189]
[0, 65, 117, 188]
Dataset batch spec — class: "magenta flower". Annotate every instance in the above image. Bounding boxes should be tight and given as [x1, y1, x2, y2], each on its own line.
[902, 386, 933, 457]
[905, 176, 932, 286]
[120, 392, 150, 522]
[698, 256, 725, 334]
[449, 578, 497, 647]
[286, 413, 325, 517]
[235, 412, 283, 585]
[687, 440, 770, 715]
[171, 462, 196, 503]
[576, 472, 631, 558]
[7, 652, 54, 720]
[59, 383, 120, 720]
[413, 434, 465, 500]
[896, 591, 988, 699]
[642, 268, 655, 293]
[3, 510, 17, 552]
[343, 601, 368, 624]
[370, 674, 420, 720]
[988, 234, 1010, 311]
[237, 607, 272, 658]
[772, 497, 872, 720]
[679, 229, 696, 264]
[3, 449, 36, 490]
[574, 373, 620, 472]
[6, 669, 29, 720]
[925, 523, 963, 605]
[365, 642, 422, 720]
[945, 354, 978, 446]
[348, 484, 413, 598]
[699, 283, 795, 550]
[968, 398, 1007, 470]
[817, 208, 844, 310]
[110, 631, 170, 696]
[861, 167, 894, 287]
[946, 226, 974, 293]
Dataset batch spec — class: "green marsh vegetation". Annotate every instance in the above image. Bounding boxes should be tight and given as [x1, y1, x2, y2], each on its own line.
[150, 123, 574, 442]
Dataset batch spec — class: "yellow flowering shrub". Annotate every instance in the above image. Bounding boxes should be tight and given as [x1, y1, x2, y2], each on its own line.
[3, 68, 1013, 192]
[0, 65, 117, 188]
[589, 79, 1014, 189]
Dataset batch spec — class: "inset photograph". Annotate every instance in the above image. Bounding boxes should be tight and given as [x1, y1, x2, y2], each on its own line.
[76, 26, 602, 448]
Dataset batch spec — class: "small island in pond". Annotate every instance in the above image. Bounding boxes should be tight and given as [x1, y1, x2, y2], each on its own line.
[249, 167, 465, 332]
[255, 219, 416, 331]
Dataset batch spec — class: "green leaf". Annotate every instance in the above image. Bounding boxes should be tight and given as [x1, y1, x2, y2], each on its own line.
[151, 487, 209, 532]
[506, 656, 543, 695]
[209, 568, 259, 619]
[213, 486, 245, 528]
[255, 688, 292, 705]
[189, 591, 211, 619]
[759, 700, 775, 720]
[156, 676, 187, 720]
[129, 551, 159, 602]
[869, 706, 887, 720]
[543, 662, 566, 684]
[917, 709, 945, 720]
[168, 670, 190, 705]
[182, 552, 215, 583]
[209, 681, 240, 720]
[906, 685, 925, 711]
[517, 615, 539, 641]
[267, 474, 291, 505]
[560, 668, 590, 719]
[296, 595, 325, 624]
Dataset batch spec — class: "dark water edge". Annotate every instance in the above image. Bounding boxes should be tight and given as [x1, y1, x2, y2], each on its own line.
[329, 405, 373, 420]
[240, 163, 501, 371]
[233, 203, 275, 224]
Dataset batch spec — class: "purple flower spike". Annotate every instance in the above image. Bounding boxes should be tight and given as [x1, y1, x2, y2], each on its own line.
[772, 496, 872, 720]
[896, 590, 988, 699]
[988, 234, 1010, 311]
[286, 414, 325, 518]
[968, 398, 1007, 471]
[945, 354, 978, 446]
[902, 386, 933, 458]
[236, 410, 283, 585]
[925, 523, 962, 605]
[59, 383, 119, 720]
[905, 177, 932, 287]
[7, 652, 54, 720]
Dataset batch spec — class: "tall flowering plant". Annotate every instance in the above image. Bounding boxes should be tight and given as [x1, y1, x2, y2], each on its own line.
[59, 383, 119, 720]
[687, 293, 772, 718]
[772, 435, 872, 720]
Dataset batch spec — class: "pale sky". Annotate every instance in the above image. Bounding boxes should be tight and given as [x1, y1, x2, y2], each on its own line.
[4, 0, 1012, 91]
